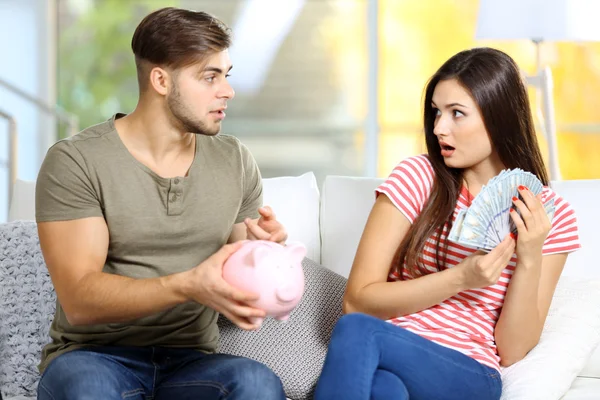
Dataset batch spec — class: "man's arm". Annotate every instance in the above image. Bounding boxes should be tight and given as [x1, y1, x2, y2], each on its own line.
[39, 217, 265, 329]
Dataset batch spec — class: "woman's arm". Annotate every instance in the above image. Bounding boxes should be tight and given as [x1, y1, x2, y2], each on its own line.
[344, 194, 515, 320]
[494, 253, 566, 367]
[494, 185, 566, 367]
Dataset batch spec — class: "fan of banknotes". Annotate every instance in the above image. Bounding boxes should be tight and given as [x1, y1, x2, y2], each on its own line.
[448, 169, 555, 252]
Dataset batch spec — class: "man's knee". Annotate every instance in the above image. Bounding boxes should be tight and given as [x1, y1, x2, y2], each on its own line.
[38, 350, 142, 400]
[229, 358, 285, 399]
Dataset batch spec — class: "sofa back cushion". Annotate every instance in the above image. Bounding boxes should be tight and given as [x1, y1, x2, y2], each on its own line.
[8, 179, 35, 222]
[549, 179, 600, 279]
[320, 176, 383, 278]
[262, 172, 321, 262]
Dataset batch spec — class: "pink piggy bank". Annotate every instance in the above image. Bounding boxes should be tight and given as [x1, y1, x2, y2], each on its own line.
[223, 240, 307, 326]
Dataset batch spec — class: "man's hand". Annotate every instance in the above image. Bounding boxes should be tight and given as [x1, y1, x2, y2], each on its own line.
[180, 241, 266, 330]
[244, 206, 288, 245]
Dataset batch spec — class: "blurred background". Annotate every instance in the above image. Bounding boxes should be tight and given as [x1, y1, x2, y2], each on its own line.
[1, 0, 599, 222]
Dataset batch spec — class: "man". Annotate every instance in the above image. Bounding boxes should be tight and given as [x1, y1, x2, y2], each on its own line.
[35, 7, 287, 399]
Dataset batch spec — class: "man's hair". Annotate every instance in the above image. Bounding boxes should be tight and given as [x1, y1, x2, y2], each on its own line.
[131, 7, 232, 90]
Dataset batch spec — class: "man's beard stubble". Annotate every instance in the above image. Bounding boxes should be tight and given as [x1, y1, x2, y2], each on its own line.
[167, 84, 220, 136]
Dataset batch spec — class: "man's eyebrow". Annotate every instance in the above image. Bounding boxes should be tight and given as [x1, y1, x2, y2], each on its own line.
[201, 65, 233, 74]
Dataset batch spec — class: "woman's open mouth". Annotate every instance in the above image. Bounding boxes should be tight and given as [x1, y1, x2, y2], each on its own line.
[440, 144, 455, 157]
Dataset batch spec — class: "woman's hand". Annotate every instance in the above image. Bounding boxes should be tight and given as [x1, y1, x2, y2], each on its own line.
[510, 185, 552, 267]
[458, 234, 516, 290]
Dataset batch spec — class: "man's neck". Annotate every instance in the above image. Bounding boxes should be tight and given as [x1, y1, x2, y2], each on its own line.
[114, 103, 196, 178]
[115, 104, 195, 163]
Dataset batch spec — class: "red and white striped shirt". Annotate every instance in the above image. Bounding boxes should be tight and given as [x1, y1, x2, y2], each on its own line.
[375, 155, 581, 371]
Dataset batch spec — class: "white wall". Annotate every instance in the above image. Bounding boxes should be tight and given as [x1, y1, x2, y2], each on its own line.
[0, 0, 56, 222]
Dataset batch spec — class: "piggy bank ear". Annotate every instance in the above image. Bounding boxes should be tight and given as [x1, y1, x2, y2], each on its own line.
[285, 242, 307, 263]
[251, 246, 271, 266]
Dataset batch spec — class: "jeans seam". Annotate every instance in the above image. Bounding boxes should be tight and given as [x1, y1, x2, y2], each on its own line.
[159, 379, 230, 395]
[122, 388, 145, 399]
[38, 380, 57, 400]
[147, 347, 159, 400]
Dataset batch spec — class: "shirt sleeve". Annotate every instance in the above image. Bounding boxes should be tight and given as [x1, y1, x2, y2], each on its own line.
[541, 188, 582, 255]
[35, 140, 103, 222]
[235, 141, 263, 223]
[375, 155, 435, 223]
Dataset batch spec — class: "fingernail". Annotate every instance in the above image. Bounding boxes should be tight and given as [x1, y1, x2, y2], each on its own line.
[510, 233, 516, 240]
[512, 196, 518, 202]
[518, 185, 526, 191]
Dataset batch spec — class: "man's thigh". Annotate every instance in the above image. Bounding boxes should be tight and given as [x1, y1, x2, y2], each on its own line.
[38, 348, 150, 400]
[155, 352, 285, 400]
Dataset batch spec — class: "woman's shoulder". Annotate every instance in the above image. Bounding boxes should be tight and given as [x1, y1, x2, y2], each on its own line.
[541, 186, 571, 208]
[387, 154, 435, 182]
[393, 154, 433, 171]
[540, 185, 579, 228]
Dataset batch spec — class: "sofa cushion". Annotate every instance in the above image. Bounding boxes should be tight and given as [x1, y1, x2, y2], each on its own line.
[262, 172, 321, 263]
[218, 258, 346, 400]
[500, 276, 600, 400]
[320, 176, 383, 277]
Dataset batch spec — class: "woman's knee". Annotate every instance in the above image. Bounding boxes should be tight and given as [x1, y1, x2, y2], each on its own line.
[333, 313, 383, 337]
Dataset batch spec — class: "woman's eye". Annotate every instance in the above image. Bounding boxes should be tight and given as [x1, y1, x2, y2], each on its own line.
[433, 108, 441, 116]
[453, 110, 465, 117]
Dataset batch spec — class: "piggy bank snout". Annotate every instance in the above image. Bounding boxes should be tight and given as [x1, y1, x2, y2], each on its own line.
[276, 284, 300, 303]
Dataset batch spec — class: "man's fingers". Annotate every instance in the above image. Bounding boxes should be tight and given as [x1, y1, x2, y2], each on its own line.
[212, 241, 245, 263]
[258, 206, 275, 220]
[221, 311, 261, 331]
[226, 284, 260, 303]
[269, 230, 288, 244]
[226, 302, 266, 319]
[245, 219, 271, 240]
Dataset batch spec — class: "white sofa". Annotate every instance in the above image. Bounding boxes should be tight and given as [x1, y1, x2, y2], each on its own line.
[6, 174, 600, 399]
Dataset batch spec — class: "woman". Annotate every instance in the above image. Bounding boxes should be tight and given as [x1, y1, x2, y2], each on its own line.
[314, 47, 581, 400]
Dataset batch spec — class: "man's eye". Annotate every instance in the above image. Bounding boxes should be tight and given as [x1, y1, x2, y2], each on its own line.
[206, 76, 215, 82]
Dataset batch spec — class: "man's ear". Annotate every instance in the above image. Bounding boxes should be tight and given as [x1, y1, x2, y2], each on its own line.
[149, 66, 171, 96]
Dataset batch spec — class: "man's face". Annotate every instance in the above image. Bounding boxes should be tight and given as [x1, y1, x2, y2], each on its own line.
[167, 50, 235, 136]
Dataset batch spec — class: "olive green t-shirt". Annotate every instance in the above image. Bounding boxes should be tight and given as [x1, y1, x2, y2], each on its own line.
[35, 114, 263, 372]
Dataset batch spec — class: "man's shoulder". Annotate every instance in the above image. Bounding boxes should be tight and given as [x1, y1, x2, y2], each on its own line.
[49, 117, 116, 156]
[201, 133, 243, 149]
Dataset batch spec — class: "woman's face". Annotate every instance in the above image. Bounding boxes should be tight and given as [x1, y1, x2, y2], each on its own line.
[431, 79, 499, 172]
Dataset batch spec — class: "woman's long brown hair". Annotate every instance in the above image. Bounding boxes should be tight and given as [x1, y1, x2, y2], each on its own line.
[393, 47, 549, 278]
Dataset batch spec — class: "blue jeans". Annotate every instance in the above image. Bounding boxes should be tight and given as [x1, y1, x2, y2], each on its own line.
[314, 313, 502, 400]
[37, 345, 285, 400]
